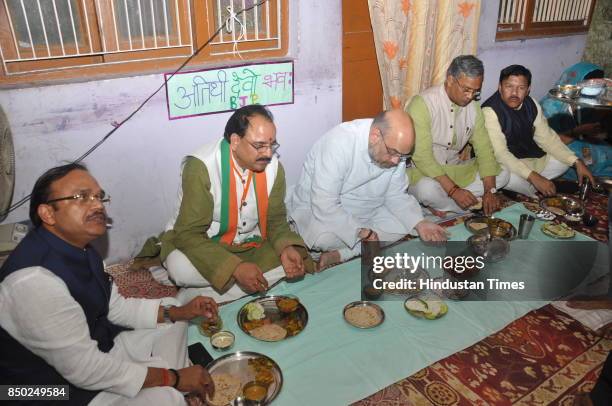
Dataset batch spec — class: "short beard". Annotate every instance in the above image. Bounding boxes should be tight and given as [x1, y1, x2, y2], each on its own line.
[368, 144, 393, 169]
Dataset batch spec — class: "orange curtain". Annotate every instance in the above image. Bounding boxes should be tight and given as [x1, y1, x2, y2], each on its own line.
[368, 0, 482, 109]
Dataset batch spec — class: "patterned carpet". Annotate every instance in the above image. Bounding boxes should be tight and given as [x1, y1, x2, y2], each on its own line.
[106, 259, 177, 299]
[352, 305, 611, 406]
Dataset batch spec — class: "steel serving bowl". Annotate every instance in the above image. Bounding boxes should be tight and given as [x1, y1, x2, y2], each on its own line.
[557, 84, 580, 98]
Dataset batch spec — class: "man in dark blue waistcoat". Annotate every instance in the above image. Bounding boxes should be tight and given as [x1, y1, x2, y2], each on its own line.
[0, 163, 218, 405]
[481, 64, 594, 197]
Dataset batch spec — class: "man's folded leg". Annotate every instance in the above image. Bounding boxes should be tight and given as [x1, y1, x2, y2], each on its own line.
[504, 172, 538, 197]
[90, 385, 187, 405]
[166, 246, 287, 304]
[408, 177, 465, 213]
[464, 167, 511, 197]
[540, 156, 570, 180]
[89, 322, 190, 405]
[312, 232, 360, 263]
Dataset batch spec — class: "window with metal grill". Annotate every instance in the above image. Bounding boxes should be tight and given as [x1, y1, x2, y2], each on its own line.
[0, 0, 287, 86]
[496, 0, 596, 41]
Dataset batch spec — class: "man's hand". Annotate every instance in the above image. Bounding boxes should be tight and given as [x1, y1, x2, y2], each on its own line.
[528, 171, 556, 196]
[575, 159, 595, 186]
[280, 246, 305, 280]
[415, 220, 448, 242]
[358, 228, 379, 241]
[233, 262, 268, 293]
[172, 296, 218, 322]
[176, 365, 214, 402]
[482, 191, 502, 216]
[450, 188, 479, 209]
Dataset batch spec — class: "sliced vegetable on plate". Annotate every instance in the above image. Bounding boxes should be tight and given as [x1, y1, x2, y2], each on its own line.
[541, 222, 576, 239]
[404, 297, 448, 319]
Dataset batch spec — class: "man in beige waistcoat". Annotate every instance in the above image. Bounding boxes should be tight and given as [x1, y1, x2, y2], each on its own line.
[405, 55, 509, 216]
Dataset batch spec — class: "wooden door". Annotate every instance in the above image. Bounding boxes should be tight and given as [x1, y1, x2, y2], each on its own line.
[342, 0, 383, 121]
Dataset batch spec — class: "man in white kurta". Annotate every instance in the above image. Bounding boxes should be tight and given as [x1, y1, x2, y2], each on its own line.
[0, 164, 217, 405]
[287, 110, 448, 269]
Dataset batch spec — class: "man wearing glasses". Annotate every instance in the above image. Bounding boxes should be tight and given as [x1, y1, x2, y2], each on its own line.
[0, 163, 218, 404]
[405, 55, 509, 216]
[144, 104, 313, 302]
[286, 110, 448, 270]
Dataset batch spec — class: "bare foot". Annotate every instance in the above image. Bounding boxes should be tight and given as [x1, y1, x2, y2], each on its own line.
[428, 207, 448, 218]
[316, 250, 341, 272]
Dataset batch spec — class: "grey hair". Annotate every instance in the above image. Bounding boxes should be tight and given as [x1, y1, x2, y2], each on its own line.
[372, 111, 391, 133]
[446, 55, 484, 79]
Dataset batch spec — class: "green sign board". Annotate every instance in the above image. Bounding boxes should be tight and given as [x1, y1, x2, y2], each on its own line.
[165, 61, 294, 120]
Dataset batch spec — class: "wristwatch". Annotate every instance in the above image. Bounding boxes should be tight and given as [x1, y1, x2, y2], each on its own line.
[163, 305, 175, 324]
[486, 187, 497, 194]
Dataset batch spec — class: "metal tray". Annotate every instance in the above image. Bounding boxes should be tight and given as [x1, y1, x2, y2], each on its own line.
[237, 296, 308, 341]
[540, 195, 584, 219]
[464, 216, 517, 240]
[343, 301, 385, 329]
[206, 351, 282, 405]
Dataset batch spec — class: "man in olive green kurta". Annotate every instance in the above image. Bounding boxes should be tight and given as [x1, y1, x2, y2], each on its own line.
[141, 105, 313, 301]
[405, 55, 509, 215]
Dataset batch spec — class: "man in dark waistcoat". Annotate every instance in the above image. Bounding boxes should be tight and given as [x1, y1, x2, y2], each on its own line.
[0, 163, 218, 405]
[482, 64, 594, 197]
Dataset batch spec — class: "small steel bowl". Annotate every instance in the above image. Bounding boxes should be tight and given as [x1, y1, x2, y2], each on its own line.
[231, 396, 262, 406]
[210, 330, 235, 351]
[198, 316, 223, 337]
[242, 381, 268, 403]
[468, 234, 509, 263]
[558, 84, 580, 98]
[579, 79, 606, 96]
[564, 198, 584, 216]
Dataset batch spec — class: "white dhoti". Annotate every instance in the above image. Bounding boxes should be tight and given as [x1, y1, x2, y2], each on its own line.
[408, 168, 510, 213]
[504, 156, 569, 197]
[162, 249, 286, 304]
[89, 322, 190, 406]
[302, 206, 410, 262]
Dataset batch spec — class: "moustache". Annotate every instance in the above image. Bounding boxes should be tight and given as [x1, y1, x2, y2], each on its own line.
[87, 211, 107, 222]
[256, 158, 271, 163]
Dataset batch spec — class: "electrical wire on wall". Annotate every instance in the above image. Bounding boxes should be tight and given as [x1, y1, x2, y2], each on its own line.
[1, 0, 270, 219]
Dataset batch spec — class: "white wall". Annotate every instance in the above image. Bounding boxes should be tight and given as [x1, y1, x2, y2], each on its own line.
[1, 0, 590, 262]
[477, 0, 587, 100]
[0, 0, 343, 262]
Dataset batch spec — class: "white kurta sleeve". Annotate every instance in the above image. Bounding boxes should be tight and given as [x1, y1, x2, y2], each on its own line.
[107, 284, 179, 329]
[0, 267, 147, 398]
[309, 137, 363, 247]
[385, 165, 424, 233]
[532, 100, 578, 166]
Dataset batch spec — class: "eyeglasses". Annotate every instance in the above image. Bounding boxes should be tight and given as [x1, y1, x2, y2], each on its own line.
[245, 139, 280, 154]
[46, 190, 111, 205]
[452, 76, 481, 98]
[380, 131, 411, 162]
